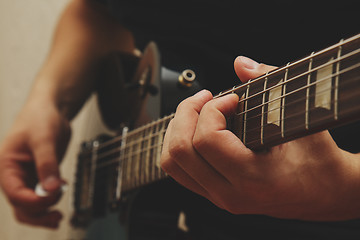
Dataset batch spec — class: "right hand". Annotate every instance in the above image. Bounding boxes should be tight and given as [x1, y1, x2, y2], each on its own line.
[0, 97, 71, 228]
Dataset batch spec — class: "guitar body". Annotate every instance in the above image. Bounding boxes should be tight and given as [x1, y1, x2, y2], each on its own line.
[69, 42, 202, 240]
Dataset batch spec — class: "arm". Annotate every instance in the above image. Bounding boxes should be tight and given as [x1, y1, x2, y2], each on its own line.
[0, 0, 135, 228]
[161, 56, 360, 221]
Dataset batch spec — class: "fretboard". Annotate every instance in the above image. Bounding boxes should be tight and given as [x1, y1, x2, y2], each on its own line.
[73, 34, 360, 220]
[225, 34, 360, 150]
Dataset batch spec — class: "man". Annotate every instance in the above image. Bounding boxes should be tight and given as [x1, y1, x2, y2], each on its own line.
[0, 0, 359, 238]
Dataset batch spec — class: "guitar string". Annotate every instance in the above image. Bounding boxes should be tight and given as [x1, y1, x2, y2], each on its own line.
[95, 82, 326, 164]
[240, 84, 331, 123]
[87, 62, 360, 165]
[241, 66, 360, 125]
[90, 95, 360, 187]
[96, 115, 172, 151]
[234, 47, 360, 106]
[95, 43, 360, 152]
[214, 34, 360, 99]
[91, 96, 360, 187]
[95, 141, 164, 169]
[244, 86, 360, 137]
[93, 39, 360, 152]
[245, 100, 360, 147]
[235, 60, 360, 118]
[88, 98, 360, 189]
[91, 70, 360, 169]
[95, 127, 165, 159]
[90, 84, 360, 174]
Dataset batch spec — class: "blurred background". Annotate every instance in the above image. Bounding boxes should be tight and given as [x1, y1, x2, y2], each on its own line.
[0, 1, 109, 239]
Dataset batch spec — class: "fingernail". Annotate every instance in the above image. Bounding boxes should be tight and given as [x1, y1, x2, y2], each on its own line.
[193, 89, 210, 98]
[239, 56, 259, 69]
[42, 176, 61, 192]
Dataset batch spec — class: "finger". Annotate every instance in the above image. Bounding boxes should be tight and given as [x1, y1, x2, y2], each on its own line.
[166, 90, 231, 192]
[14, 208, 63, 229]
[0, 158, 61, 211]
[32, 141, 62, 193]
[0, 139, 62, 211]
[194, 93, 255, 180]
[161, 120, 211, 200]
[234, 56, 277, 83]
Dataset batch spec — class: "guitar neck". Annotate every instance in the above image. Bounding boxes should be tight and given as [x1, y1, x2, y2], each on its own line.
[227, 34, 360, 150]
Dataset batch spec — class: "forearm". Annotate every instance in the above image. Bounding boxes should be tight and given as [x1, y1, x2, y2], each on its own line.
[29, 0, 135, 120]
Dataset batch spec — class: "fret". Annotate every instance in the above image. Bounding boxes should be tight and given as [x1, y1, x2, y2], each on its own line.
[305, 53, 314, 130]
[138, 129, 145, 186]
[245, 77, 265, 148]
[141, 125, 151, 185]
[133, 131, 141, 187]
[150, 122, 158, 182]
[260, 75, 268, 145]
[337, 35, 360, 121]
[334, 40, 343, 120]
[144, 125, 152, 184]
[116, 127, 128, 200]
[281, 63, 290, 138]
[242, 84, 250, 144]
[151, 120, 160, 182]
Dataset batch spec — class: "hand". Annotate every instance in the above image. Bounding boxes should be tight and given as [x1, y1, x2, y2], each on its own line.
[0, 97, 71, 228]
[161, 56, 360, 221]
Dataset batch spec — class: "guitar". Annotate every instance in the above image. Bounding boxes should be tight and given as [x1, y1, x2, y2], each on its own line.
[69, 34, 360, 239]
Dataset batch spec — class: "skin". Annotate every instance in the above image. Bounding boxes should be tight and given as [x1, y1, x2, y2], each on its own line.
[161, 56, 360, 221]
[0, 0, 135, 228]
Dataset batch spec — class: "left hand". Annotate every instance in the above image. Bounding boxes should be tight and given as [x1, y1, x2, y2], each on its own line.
[160, 56, 360, 221]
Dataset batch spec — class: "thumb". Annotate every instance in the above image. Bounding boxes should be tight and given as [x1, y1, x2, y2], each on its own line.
[33, 142, 61, 193]
[234, 56, 278, 83]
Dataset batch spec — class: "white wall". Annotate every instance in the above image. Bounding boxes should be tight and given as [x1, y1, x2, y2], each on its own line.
[0, 1, 110, 239]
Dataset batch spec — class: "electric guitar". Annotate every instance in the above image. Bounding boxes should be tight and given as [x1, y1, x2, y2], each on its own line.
[69, 34, 360, 239]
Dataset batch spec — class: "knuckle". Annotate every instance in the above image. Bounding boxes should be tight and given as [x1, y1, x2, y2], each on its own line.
[175, 100, 189, 113]
[160, 156, 175, 174]
[200, 100, 213, 112]
[167, 138, 189, 161]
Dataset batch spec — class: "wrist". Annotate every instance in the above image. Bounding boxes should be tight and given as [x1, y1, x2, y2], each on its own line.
[27, 75, 85, 121]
